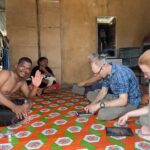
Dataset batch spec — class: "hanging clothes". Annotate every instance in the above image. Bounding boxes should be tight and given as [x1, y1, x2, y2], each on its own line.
[1, 35, 10, 70]
[2, 47, 9, 69]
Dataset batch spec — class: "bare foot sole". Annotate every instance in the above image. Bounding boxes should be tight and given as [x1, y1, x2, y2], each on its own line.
[137, 128, 150, 141]
[141, 126, 150, 135]
[138, 132, 150, 141]
[19, 116, 31, 125]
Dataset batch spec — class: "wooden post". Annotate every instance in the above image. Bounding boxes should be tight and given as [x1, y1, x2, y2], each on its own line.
[35, 0, 41, 58]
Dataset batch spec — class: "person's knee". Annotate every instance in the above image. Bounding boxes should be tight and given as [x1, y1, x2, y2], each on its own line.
[98, 109, 117, 121]
[86, 91, 92, 101]
[86, 91, 97, 102]
[139, 115, 150, 126]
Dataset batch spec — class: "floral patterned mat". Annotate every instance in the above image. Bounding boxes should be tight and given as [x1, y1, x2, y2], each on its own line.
[0, 89, 149, 150]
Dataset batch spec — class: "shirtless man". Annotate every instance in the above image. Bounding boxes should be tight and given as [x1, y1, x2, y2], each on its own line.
[0, 57, 43, 126]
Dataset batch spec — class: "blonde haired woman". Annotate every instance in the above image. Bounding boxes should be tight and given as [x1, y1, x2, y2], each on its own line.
[118, 50, 150, 141]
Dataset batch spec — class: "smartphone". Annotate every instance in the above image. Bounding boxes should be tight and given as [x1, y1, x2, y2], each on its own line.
[106, 127, 134, 136]
[76, 111, 93, 116]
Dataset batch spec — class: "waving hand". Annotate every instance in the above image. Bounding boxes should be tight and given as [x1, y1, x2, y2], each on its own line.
[31, 70, 43, 87]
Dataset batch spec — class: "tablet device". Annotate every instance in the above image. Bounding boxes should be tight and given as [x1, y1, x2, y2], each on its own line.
[76, 111, 93, 116]
[106, 127, 134, 136]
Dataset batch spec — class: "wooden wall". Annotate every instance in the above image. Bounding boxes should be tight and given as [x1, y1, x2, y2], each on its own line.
[6, 0, 150, 83]
[6, 0, 61, 82]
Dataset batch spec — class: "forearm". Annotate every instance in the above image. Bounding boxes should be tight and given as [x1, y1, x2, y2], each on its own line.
[29, 86, 38, 98]
[83, 79, 97, 86]
[42, 79, 48, 84]
[126, 106, 149, 118]
[92, 88, 107, 104]
[43, 68, 54, 77]
[45, 70, 52, 76]
[104, 98, 127, 107]
[78, 75, 102, 87]
[104, 93, 128, 107]
[78, 79, 94, 87]
[84, 75, 102, 86]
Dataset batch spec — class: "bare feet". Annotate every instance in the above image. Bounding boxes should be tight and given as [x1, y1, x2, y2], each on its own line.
[138, 133, 150, 141]
[20, 116, 31, 124]
[141, 126, 150, 135]
[138, 126, 150, 141]
[36, 88, 45, 96]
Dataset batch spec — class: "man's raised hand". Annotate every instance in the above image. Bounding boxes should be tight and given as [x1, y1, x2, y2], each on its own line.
[31, 70, 43, 87]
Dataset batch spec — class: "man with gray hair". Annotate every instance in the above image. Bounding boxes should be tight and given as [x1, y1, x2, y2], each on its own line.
[77, 53, 105, 94]
[84, 54, 141, 121]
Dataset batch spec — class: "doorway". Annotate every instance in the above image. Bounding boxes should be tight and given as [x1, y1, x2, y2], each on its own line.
[97, 16, 116, 57]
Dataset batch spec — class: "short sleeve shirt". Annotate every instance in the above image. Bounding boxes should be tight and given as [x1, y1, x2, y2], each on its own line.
[102, 64, 141, 107]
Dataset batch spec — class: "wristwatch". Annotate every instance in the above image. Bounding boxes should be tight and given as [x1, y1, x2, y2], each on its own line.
[100, 102, 105, 108]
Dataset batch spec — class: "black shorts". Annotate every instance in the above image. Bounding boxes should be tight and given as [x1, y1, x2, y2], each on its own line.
[0, 99, 28, 126]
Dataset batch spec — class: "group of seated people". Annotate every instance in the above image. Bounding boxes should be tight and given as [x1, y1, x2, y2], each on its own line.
[0, 50, 149, 141]
[76, 51, 150, 140]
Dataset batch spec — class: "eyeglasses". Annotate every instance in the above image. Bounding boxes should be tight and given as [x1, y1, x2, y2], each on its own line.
[96, 64, 104, 74]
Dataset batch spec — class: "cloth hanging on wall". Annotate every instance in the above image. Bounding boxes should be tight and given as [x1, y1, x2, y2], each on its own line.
[2, 48, 9, 69]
